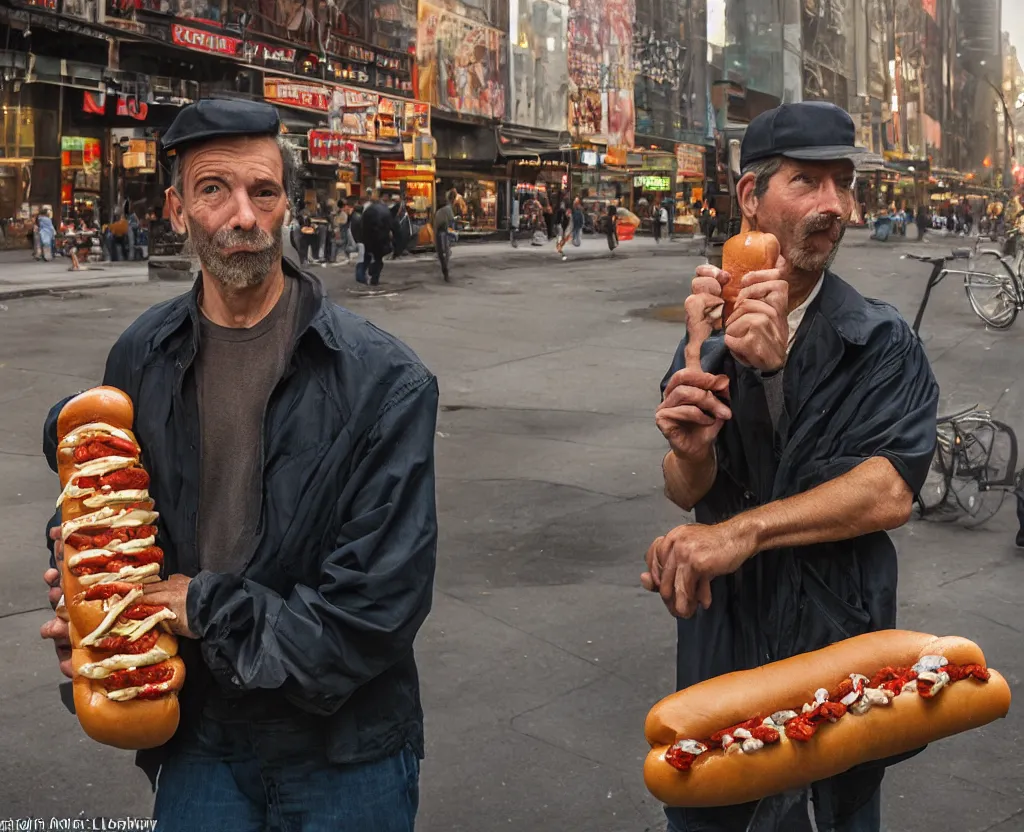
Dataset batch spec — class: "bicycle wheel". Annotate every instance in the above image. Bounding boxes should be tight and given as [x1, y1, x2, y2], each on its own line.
[948, 419, 1016, 528]
[964, 251, 1020, 329]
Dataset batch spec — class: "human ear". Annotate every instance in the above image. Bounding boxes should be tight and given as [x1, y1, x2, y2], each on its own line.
[165, 187, 186, 235]
[736, 172, 759, 228]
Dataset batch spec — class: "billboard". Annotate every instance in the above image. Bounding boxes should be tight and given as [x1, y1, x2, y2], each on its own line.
[510, 0, 569, 131]
[417, 1, 508, 119]
[567, 0, 635, 148]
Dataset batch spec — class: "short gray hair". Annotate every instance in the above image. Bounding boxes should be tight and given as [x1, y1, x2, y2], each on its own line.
[742, 155, 784, 199]
[170, 135, 299, 200]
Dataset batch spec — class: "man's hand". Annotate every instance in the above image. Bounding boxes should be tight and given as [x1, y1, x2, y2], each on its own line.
[724, 257, 789, 372]
[656, 369, 731, 459]
[143, 575, 198, 639]
[640, 522, 757, 618]
[41, 526, 72, 678]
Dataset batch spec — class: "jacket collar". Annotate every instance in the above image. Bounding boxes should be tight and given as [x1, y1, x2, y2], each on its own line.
[150, 257, 344, 354]
[810, 270, 874, 346]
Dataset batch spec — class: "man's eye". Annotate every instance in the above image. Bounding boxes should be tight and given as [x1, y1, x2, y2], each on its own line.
[256, 190, 278, 199]
[201, 184, 220, 195]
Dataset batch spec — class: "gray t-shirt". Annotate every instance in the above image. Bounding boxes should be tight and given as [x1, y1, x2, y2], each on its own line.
[195, 276, 300, 574]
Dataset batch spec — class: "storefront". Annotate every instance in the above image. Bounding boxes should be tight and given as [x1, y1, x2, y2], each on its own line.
[433, 120, 505, 235]
[262, 76, 433, 209]
[673, 142, 706, 235]
[0, 97, 37, 247]
[379, 159, 436, 246]
[60, 135, 103, 224]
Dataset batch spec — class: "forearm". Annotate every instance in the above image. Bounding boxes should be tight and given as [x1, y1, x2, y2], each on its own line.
[724, 457, 913, 554]
[663, 447, 717, 511]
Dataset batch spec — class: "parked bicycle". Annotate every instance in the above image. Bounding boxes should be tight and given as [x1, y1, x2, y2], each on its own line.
[916, 405, 1018, 527]
[963, 228, 1023, 328]
[907, 246, 1022, 528]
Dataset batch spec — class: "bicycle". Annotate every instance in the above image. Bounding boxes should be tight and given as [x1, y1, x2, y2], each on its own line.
[916, 405, 1019, 527]
[906, 246, 1023, 528]
[962, 228, 1023, 328]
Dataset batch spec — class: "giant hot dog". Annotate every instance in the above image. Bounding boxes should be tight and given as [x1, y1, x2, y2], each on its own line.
[644, 630, 1011, 808]
[55, 386, 184, 750]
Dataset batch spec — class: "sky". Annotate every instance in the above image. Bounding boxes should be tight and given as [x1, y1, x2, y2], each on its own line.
[1005, 2, 1024, 58]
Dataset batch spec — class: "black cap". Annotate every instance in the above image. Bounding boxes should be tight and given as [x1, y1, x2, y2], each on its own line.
[740, 102, 867, 171]
[161, 98, 281, 158]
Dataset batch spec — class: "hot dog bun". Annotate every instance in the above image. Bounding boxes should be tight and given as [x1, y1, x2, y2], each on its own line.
[70, 624, 184, 750]
[644, 631, 1011, 807]
[721, 230, 780, 322]
[56, 386, 183, 750]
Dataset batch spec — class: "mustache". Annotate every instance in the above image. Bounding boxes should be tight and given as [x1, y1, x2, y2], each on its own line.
[211, 226, 277, 251]
[799, 213, 842, 236]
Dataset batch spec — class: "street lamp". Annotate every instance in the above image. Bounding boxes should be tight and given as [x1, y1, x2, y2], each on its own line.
[976, 70, 1016, 189]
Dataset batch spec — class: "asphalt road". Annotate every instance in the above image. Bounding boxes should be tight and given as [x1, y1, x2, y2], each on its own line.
[1, 229, 1021, 830]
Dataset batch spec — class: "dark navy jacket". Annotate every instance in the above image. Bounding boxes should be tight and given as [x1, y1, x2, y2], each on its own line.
[659, 272, 938, 823]
[44, 260, 439, 783]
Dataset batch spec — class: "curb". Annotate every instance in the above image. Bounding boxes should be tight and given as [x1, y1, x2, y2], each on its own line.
[0, 277, 147, 301]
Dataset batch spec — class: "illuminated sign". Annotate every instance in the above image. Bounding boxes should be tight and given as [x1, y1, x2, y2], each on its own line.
[634, 175, 671, 190]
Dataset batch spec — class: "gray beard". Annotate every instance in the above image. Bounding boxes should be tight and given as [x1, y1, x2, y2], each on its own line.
[185, 217, 283, 291]
[789, 225, 846, 273]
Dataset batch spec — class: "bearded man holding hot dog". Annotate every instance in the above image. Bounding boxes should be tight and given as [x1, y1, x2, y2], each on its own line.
[645, 102, 939, 831]
[39, 99, 438, 831]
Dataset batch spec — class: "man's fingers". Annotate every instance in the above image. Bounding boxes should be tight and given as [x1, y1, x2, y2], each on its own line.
[691, 276, 725, 296]
[736, 279, 789, 307]
[663, 368, 731, 398]
[49, 526, 60, 540]
[697, 577, 713, 611]
[726, 300, 781, 331]
[40, 616, 70, 643]
[656, 405, 718, 429]
[44, 567, 61, 588]
[659, 385, 733, 421]
[673, 563, 698, 619]
[694, 265, 731, 287]
[739, 267, 784, 287]
[640, 571, 656, 592]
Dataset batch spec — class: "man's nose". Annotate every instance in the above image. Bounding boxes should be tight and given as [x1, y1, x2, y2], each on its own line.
[229, 190, 258, 230]
[816, 179, 845, 216]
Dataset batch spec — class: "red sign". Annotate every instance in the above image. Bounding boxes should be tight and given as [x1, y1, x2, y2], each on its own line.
[308, 131, 359, 165]
[264, 78, 333, 112]
[172, 24, 241, 57]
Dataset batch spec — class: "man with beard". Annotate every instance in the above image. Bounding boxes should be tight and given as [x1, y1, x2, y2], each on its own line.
[39, 99, 438, 830]
[644, 103, 939, 831]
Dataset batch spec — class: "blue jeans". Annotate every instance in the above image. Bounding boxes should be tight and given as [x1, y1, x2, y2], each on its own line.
[152, 712, 420, 832]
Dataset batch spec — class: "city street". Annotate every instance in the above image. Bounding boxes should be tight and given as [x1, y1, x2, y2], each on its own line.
[1, 228, 1022, 830]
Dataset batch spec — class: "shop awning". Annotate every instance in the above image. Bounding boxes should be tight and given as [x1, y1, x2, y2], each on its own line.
[496, 126, 573, 160]
[854, 152, 886, 172]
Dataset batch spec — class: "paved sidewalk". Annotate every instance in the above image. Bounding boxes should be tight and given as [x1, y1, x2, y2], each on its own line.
[0, 256, 149, 300]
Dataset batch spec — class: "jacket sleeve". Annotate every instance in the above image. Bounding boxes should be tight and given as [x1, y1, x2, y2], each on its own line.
[42, 337, 137, 568]
[186, 373, 439, 714]
[795, 323, 939, 496]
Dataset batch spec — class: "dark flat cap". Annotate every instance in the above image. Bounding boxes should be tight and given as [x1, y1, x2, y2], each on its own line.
[741, 102, 867, 170]
[161, 98, 281, 157]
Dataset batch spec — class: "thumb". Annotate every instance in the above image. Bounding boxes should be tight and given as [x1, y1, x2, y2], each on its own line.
[775, 254, 787, 272]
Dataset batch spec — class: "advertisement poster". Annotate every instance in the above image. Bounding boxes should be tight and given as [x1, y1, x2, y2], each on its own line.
[510, 0, 569, 131]
[674, 143, 704, 181]
[172, 23, 242, 57]
[403, 102, 430, 139]
[417, 1, 508, 119]
[263, 78, 333, 112]
[307, 131, 360, 165]
[567, 0, 635, 147]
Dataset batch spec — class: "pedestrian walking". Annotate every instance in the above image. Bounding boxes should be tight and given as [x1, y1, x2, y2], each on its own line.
[652, 201, 663, 243]
[40, 99, 438, 832]
[349, 199, 366, 282]
[606, 203, 619, 252]
[554, 200, 573, 260]
[360, 190, 395, 286]
[433, 189, 458, 282]
[571, 198, 584, 248]
[646, 102, 938, 832]
[37, 208, 55, 262]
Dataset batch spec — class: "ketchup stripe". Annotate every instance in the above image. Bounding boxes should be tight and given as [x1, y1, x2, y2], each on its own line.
[664, 664, 990, 773]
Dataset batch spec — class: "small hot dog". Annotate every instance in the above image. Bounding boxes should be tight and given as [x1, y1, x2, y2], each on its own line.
[720, 228, 781, 323]
[643, 630, 1011, 808]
